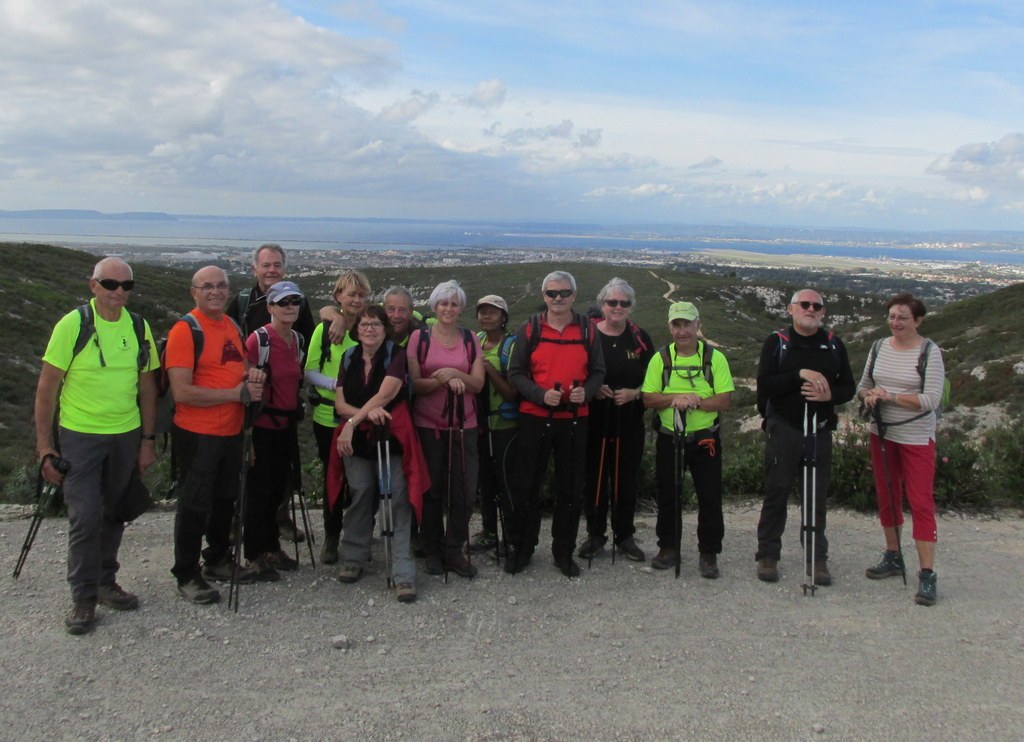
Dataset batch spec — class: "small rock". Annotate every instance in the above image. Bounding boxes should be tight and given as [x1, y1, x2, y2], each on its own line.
[507, 596, 517, 605]
[812, 724, 825, 734]
[331, 634, 349, 650]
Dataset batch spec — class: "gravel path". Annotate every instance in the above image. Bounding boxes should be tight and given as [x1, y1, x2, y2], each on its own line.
[1, 505, 1022, 741]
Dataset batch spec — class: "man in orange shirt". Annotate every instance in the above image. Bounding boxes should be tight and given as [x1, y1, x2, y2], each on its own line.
[166, 266, 265, 604]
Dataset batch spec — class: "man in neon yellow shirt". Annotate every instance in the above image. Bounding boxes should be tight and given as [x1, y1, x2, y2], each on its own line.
[35, 257, 159, 635]
[642, 301, 734, 579]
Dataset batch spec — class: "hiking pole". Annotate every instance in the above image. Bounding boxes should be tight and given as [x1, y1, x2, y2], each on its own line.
[673, 407, 686, 579]
[487, 429, 506, 564]
[611, 403, 622, 566]
[443, 388, 455, 584]
[872, 404, 907, 586]
[289, 431, 316, 568]
[13, 456, 70, 579]
[589, 415, 608, 570]
[456, 393, 473, 579]
[229, 404, 256, 613]
[375, 421, 394, 588]
[801, 404, 818, 597]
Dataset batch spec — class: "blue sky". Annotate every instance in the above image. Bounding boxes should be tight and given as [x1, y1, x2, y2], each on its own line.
[1, 1, 1022, 230]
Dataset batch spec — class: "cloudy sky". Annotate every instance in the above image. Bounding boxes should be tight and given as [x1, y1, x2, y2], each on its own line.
[2, 1, 1022, 230]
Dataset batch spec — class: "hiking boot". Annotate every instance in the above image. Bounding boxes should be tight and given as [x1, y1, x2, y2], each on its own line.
[177, 575, 221, 604]
[616, 537, 645, 562]
[577, 535, 607, 559]
[338, 564, 362, 584]
[698, 553, 720, 579]
[265, 549, 299, 572]
[248, 556, 281, 582]
[202, 555, 257, 584]
[650, 548, 678, 571]
[320, 534, 340, 565]
[97, 582, 140, 611]
[813, 559, 832, 586]
[503, 545, 533, 575]
[445, 556, 478, 579]
[554, 555, 581, 578]
[757, 557, 779, 583]
[278, 518, 306, 544]
[468, 530, 498, 554]
[424, 555, 445, 576]
[915, 570, 938, 606]
[865, 550, 905, 580]
[64, 597, 97, 635]
[395, 582, 417, 603]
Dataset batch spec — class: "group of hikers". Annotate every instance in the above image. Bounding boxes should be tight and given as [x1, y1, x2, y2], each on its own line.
[31, 244, 947, 635]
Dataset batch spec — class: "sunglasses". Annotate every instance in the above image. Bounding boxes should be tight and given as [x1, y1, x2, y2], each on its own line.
[272, 297, 302, 307]
[604, 299, 632, 308]
[97, 278, 135, 291]
[796, 300, 824, 311]
[545, 289, 574, 299]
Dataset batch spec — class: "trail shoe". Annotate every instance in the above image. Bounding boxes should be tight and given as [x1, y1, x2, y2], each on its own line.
[555, 555, 581, 578]
[338, 564, 363, 584]
[320, 535, 340, 565]
[265, 549, 299, 572]
[757, 557, 779, 583]
[698, 553, 720, 579]
[445, 556, 478, 579]
[469, 530, 498, 554]
[915, 570, 938, 606]
[650, 548, 678, 571]
[616, 537, 645, 562]
[202, 555, 257, 584]
[424, 555, 445, 576]
[503, 546, 533, 575]
[395, 582, 418, 603]
[177, 576, 221, 605]
[577, 535, 607, 560]
[249, 556, 281, 582]
[865, 550, 905, 580]
[278, 517, 306, 544]
[97, 582, 140, 611]
[64, 598, 97, 635]
[813, 559, 833, 586]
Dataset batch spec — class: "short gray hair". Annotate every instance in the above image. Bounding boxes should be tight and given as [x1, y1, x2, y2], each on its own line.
[428, 280, 466, 310]
[542, 271, 576, 292]
[383, 285, 414, 306]
[253, 243, 286, 267]
[790, 288, 822, 304]
[92, 257, 132, 280]
[596, 277, 635, 308]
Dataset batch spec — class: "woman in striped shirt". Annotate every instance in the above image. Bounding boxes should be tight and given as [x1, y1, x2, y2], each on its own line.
[857, 293, 945, 607]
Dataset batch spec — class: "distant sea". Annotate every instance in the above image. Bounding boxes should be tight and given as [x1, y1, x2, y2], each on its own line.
[1, 212, 1023, 265]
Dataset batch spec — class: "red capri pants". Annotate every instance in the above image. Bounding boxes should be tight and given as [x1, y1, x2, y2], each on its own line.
[869, 433, 937, 543]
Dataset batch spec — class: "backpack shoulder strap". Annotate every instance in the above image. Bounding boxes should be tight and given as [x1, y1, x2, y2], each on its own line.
[629, 321, 648, 353]
[499, 333, 515, 372]
[129, 311, 150, 370]
[460, 326, 477, 365]
[292, 329, 305, 362]
[255, 326, 271, 368]
[180, 313, 205, 366]
[72, 303, 94, 360]
[916, 339, 933, 391]
[866, 338, 884, 383]
[659, 343, 673, 391]
[237, 287, 253, 331]
[416, 325, 431, 367]
[702, 341, 715, 390]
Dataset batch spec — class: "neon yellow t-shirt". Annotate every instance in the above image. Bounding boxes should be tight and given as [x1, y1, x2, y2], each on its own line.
[479, 332, 517, 432]
[304, 321, 358, 427]
[642, 342, 734, 433]
[42, 299, 159, 434]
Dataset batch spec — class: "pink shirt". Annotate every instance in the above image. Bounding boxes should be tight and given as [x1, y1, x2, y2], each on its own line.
[246, 325, 304, 430]
[410, 328, 479, 430]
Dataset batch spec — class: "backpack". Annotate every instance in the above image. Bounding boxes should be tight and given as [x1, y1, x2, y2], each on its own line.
[415, 325, 478, 368]
[756, 328, 843, 418]
[865, 337, 949, 421]
[523, 312, 594, 356]
[477, 331, 518, 421]
[654, 340, 718, 430]
[71, 303, 150, 373]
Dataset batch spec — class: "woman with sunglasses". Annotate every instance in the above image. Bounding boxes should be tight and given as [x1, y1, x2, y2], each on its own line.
[331, 304, 425, 603]
[305, 270, 371, 564]
[407, 280, 485, 579]
[857, 293, 945, 606]
[577, 278, 654, 564]
[243, 281, 307, 581]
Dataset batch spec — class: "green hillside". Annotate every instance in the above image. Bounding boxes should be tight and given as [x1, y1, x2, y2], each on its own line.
[3, 242, 1021, 501]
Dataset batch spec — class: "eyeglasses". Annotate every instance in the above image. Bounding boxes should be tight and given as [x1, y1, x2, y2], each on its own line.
[545, 289, 574, 299]
[887, 314, 913, 322]
[796, 300, 824, 311]
[273, 297, 302, 307]
[192, 282, 229, 292]
[358, 321, 384, 331]
[604, 299, 632, 308]
[97, 278, 135, 291]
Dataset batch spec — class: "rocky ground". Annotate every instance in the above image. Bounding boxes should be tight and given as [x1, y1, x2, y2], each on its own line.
[1, 504, 1022, 741]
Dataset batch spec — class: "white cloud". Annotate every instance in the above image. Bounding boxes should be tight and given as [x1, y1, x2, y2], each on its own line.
[927, 133, 1024, 190]
[688, 156, 723, 170]
[376, 91, 441, 124]
[462, 79, 507, 109]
